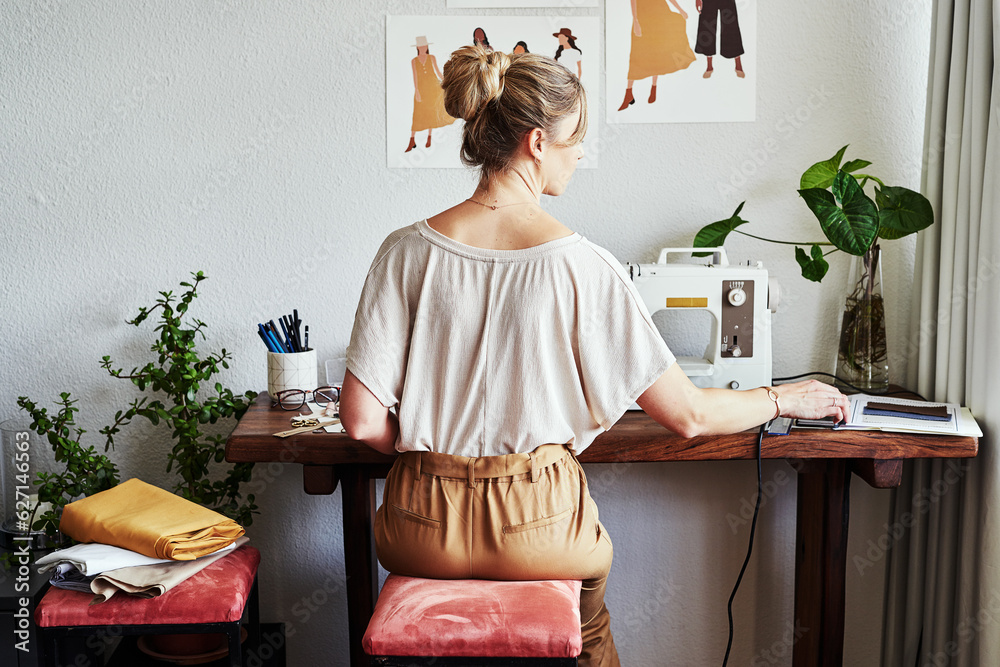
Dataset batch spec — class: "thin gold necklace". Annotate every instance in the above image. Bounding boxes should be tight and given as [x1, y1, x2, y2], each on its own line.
[466, 197, 535, 211]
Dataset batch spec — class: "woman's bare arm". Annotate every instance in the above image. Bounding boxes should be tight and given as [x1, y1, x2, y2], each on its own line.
[637, 363, 850, 437]
[339, 370, 399, 455]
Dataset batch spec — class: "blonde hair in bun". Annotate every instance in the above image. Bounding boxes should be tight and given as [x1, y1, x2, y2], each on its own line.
[441, 44, 587, 179]
[441, 46, 511, 121]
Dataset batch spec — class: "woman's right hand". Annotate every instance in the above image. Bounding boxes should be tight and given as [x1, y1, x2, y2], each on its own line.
[638, 364, 852, 437]
[772, 380, 850, 423]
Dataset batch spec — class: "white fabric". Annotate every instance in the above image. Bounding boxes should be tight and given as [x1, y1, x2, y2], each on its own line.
[36, 540, 238, 577]
[347, 219, 675, 457]
[882, 1, 999, 664]
[36, 542, 173, 576]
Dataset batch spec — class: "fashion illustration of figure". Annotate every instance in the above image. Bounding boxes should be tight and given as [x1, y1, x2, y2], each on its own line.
[512, 40, 529, 54]
[472, 27, 493, 52]
[695, 0, 745, 78]
[553, 28, 582, 78]
[619, 0, 695, 111]
[406, 36, 456, 153]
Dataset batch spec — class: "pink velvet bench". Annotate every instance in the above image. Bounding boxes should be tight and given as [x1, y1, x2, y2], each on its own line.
[33, 544, 261, 667]
[363, 574, 583, 666]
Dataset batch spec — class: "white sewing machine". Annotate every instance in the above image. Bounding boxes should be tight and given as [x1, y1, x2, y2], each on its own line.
[625, 247, 778, 392]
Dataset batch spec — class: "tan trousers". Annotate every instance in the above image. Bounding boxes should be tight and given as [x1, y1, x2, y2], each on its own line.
[374, 444, 620, 667]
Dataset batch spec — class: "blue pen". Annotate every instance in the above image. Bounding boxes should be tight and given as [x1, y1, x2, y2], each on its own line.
[257, 327, 278, 353]
[267, 321, 289, 352]
[258, 324, 278, 352]
[265, 324, 287, 353]
[279, 318, 294, 352]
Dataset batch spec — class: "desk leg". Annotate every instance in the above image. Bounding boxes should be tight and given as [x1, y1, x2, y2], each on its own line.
[793, 459, 851, 667]
[340, 465, 378, 667]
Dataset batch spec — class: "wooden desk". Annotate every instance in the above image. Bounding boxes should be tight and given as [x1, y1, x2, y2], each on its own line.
[226, 393, 978, 667]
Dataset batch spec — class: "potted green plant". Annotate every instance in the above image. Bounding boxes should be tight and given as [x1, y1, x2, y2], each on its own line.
[8, 395, 121, 552]
[10, 272, 257, 560]
[693, 146, 934, 392]
[100, 271, 259, 526]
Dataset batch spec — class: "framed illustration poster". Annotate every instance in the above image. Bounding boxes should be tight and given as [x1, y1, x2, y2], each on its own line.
[606, 0, 756, 123]
[387, 15, 600, 168]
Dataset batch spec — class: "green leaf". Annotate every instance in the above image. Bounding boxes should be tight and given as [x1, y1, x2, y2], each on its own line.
[876, 186, 934, 240]
[800, 145, 849, 190]
[799, 171, 879, 255]
[795, 245, 831, 282]
[692, 202, 748, 257]
[841, 159, 872, 174]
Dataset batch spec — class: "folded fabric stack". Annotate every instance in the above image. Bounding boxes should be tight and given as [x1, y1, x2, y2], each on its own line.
[38, 478, 247, 604]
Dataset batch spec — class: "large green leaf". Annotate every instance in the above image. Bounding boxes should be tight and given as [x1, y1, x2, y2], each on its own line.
[876, 186, 934, 240]
[800, 145, 849, 190]
[841, 159, 872, 174]
[692, 201, 748, 257]
[795, 244, 830, 282]
[799, 171, 879, 255]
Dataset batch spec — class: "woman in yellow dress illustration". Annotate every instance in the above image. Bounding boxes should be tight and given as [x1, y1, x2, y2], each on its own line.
[617, 0, 696, 111]
[406, 36, 456, 153]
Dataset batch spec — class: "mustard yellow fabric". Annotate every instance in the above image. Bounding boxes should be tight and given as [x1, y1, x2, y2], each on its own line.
[59, 478, 245, 561]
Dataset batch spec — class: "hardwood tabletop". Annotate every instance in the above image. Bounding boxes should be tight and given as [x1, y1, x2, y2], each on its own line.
[226, 392, 979, 466]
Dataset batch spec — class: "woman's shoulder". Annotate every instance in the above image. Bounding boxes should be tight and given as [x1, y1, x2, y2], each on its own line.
[568, 238, 629, 275]
[368, 223, 426, 270]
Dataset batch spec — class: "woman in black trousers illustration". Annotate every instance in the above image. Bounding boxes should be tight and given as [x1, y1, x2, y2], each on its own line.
[695, 0, 745, 79]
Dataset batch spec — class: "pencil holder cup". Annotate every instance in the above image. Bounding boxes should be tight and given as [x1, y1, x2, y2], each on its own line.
[267, 349, 318, 401]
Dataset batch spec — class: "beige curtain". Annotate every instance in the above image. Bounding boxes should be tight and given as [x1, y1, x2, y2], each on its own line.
[882, 1, 999, 665]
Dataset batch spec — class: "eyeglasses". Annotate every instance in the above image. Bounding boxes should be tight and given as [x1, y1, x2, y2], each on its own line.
[272, 386, 340, 411]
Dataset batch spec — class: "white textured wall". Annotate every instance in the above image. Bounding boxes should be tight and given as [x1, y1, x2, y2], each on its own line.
[0, 1, 931, 665]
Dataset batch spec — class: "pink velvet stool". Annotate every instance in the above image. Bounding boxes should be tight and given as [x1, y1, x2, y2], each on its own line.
[34, 544, 261, 667]
[363, 574, 582, 666]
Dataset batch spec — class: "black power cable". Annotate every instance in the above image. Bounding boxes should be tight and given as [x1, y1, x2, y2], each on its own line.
[720, 371, 923, 665]
[722, 423, 765, 667]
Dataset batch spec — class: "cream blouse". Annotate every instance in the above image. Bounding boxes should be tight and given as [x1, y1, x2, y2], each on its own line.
[346, 219, 675, 456]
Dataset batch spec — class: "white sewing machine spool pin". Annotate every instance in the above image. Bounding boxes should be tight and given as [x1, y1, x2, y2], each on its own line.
[626, 247, 780, 394]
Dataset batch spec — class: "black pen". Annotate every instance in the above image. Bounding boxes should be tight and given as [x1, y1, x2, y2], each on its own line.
[291, 315, 302, 352]
[279, 318, 293, 352]
[293, 309, 302, 351]
[283, 315, 299, 352]
[304, 325, 309, 351]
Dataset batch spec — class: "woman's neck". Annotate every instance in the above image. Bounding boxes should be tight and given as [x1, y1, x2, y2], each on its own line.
[474, 170, 541, 207]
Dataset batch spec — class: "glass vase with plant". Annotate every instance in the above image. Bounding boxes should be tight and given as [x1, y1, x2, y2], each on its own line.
[692, 146, 934, 393]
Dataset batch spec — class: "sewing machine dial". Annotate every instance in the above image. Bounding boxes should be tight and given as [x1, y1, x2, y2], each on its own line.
[727, 283, 747, 307]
